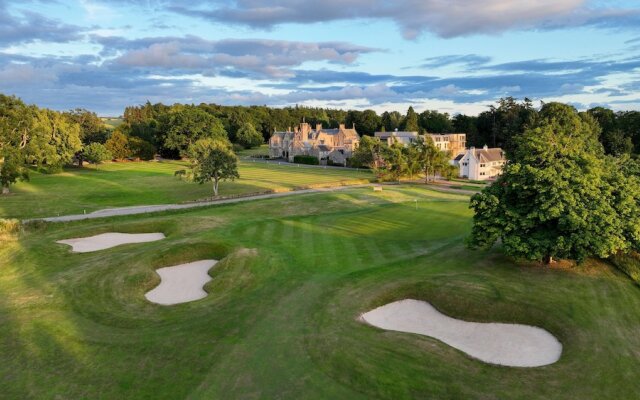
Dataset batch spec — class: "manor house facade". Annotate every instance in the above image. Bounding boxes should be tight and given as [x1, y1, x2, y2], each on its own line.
[269, 123, 360, 165]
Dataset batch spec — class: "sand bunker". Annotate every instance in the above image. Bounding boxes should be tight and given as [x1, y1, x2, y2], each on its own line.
[57, 232, 165, 252]
[360, 299, 562, 367]
[145, 260, 217, 305]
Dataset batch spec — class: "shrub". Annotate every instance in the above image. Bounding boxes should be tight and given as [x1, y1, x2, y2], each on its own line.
[84, 143, 112, 165]
[293, 155, 319, 165]
[105, 130, 130, 160]
[129, 137, 156, 161]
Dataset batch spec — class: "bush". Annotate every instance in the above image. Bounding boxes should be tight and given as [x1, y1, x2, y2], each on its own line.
[610, 251, 640, 285]
[105, 130, 130, 160]
[232, 143, 245, 153]
[84, 143, 112, 165]
[129, 137, 156, 161]
[293, 155, 319, 165]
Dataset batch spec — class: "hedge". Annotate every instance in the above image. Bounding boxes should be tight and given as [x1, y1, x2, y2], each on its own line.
[293, 155, 320, 165]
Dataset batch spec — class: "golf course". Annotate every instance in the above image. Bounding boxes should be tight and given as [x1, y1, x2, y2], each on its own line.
[1, 163, 639, 399]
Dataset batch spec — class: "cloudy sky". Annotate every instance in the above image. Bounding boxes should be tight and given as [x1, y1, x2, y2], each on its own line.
[1, 0, 639, 116]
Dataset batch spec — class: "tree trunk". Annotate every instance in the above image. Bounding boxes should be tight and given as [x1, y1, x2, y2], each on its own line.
[213, 179, 219, 196]
[544, 255, 555, 265]
[1, 185, 9, 195]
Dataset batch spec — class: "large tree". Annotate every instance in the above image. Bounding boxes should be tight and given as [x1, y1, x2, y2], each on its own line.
[163, 106, 227, 155]
[235, 122, 263, 149]
[419, 110, 453, 133]
[105, 130, 130, 160]
[187, 138, 239, 196]
[411, 136, 451, 182]
[468, 103, 640, 263]
[402, 106, 419, 132]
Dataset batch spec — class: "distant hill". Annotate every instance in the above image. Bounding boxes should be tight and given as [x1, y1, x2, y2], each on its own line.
[101, 117, 124, 130]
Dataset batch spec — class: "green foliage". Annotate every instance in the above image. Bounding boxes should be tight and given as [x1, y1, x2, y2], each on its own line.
[350, 135, 384, 169]
[402, 106, 419, 132]
[468, 103, 640, 263]
[411, 136, 451, 182]
[345, 109, 381, 136]
[83, 143, 112, 165]
[475, 97, 536, 152]
[129, 137, 156, 160]
[235, 122, 263, 149]
[0, 148, 29, 194]
[187, 138, 239, 196]
[28, 108, 82, 172]
[163, 106, 227, 155]
[293, 155, 320, 165]
[105, 130, 130, 160]
[63, 108, 110, 144]
[419, 110, 453, 133]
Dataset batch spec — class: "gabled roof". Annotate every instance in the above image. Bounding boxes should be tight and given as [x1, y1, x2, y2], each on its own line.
[317, 145, 331, 152]
[454, 153, 465, 161]
[475, 148, 505, 162]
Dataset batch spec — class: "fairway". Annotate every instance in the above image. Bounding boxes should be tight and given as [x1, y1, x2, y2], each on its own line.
[1, 185, 639, 399]
[0, 160, 372, 219]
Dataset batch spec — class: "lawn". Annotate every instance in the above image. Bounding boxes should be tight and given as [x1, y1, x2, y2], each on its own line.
[1, 185, 639, 399]
[0, 160, 372, 219]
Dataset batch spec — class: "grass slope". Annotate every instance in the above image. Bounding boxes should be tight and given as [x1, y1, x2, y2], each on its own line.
[1, 185, 639, 399]
[0, 160, 372, 219]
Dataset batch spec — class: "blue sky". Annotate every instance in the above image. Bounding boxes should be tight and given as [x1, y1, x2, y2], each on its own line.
[1, 0, 639, 116]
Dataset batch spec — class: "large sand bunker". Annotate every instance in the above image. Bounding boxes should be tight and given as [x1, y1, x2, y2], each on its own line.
[57, 232, 165, 252]
[360, 299, 562, 367]
[145, 260, 217, 305]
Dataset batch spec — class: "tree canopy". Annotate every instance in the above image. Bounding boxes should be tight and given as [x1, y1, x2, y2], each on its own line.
[187, 138, 239, 196]
[468, 103, 640, 263]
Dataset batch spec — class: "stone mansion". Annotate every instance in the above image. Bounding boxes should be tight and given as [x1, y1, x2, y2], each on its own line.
[269, 123, 360, 165]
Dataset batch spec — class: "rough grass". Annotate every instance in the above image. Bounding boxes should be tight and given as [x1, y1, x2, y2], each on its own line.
[0, 160, 372, 219]
[0, 186, 639, 399]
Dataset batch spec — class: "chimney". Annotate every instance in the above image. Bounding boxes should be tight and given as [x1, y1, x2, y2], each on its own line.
[339, 123, 345, 130]
[483, 144, 488, 150]
[316, 123, 322, 131]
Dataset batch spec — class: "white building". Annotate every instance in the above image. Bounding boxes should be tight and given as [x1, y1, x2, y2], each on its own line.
[454, 145, 506, 181]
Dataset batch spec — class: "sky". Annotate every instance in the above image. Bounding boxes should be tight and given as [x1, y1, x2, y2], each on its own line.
[1, 0, 639, 116]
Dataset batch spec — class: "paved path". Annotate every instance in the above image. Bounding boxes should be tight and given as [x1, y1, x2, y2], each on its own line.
[30, 185, 370, 223]
[28, 182, 474, 223]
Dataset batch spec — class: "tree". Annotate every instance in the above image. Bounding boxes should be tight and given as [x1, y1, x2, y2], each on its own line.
[377, 143, 407, 181]
[0, 148, 29, 194]
[163, 106, 227, 155]
[411, 136, 450, 182]
[187, 138, 239, 196]
[28, 109, 82, 172]
[475, 97, 537, 153]
[588, 107, 633, 156]
[350, 135, 384, 170]
[381, 111, 402, 132]
[402, 106, 419, 132]
[63, 108, 109, 144]
[419, 110, 453, 133]
[83, 143, 112, 168]
[129, 137, 156, 160]
[235, 122, 263, 149]
[468, 103, 640, 264]
[105, 130, 130, 160]
[345, 110, 381, 136]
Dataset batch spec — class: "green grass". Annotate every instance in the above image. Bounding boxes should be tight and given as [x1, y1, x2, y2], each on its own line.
[1, 185, 639, 399]
[447, 184, 483, 192]
[0, 160, 372, 219]
[236, 144, 270, 158]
